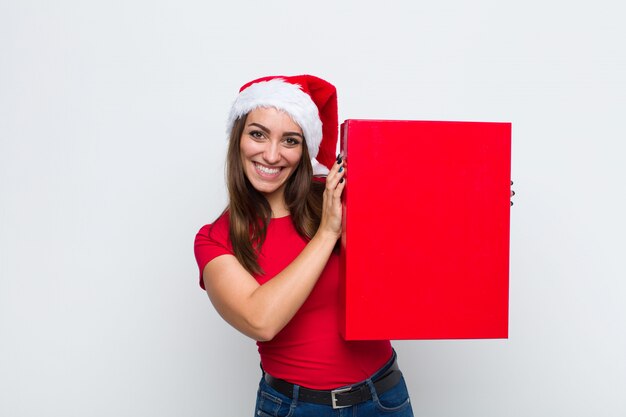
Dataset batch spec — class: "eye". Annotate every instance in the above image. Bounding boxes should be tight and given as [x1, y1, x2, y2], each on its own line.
[249, 130, 265, 140]
[283, 137, 301, 147]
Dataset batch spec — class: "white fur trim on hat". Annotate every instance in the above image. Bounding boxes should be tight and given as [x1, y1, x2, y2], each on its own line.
[310, 158, 330, 176]
[226, 79, 323, 161]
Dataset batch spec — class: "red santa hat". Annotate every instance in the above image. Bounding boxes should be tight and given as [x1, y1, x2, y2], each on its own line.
[227, 75, 338, 175]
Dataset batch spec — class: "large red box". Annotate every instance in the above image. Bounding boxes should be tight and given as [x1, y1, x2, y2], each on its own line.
[339, 120, 511, 340]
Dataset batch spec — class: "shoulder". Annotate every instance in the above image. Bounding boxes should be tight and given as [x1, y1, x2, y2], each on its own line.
[194, 211, 232, 258]
[195, 212, 229, 243]
[194, 212, 233, 289]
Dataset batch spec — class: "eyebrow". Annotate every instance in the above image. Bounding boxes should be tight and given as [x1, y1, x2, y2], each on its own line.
[247, 122, 304, 139]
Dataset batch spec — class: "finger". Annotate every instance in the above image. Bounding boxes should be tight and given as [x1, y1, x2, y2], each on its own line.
[327, 182, 346, 217]
[333, 175, 346, 200]
[326, 159, 345, 190]
[333, 166, 346, 191]
[328, 154, 342, 175]
[325, 181, 345, 211]
[328, 163, 346, 195]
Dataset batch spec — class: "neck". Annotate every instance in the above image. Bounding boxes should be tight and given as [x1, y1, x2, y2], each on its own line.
[269, 203, 290, 218]
[264, 190, 289, 218]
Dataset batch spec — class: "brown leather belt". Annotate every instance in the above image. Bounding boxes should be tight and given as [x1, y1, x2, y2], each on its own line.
[263, 360, 402, 409]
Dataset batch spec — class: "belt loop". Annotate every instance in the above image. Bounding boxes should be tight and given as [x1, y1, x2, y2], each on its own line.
[365, 378, 380, 403]
[291, 384, 300, 408]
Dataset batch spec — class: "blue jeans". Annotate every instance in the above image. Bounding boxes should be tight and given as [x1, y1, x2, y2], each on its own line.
[254, 354, 414, 417]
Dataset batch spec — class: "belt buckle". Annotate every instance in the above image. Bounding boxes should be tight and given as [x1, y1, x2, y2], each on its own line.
[331, 386, 352, 409]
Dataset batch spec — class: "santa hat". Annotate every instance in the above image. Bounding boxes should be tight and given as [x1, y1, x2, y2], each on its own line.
[227, 75, 338, 175]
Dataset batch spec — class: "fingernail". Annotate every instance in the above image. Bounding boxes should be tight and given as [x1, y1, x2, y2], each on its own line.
[511, 190, 515, 196]
[337, 156, 343, 164]
[339, 166, 343, 173]
[511, 180, 514, 185]
[339, 178, 344, 183]
[510, 201, 514, 206]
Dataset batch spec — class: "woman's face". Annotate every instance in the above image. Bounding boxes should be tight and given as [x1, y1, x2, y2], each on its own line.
[240, 107, 304, 203]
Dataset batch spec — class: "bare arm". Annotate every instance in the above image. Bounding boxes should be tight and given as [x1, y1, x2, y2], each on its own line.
[202, 160, 346, 341]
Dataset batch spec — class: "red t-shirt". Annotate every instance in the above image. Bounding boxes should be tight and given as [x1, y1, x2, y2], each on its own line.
[194, 212, 392, 389]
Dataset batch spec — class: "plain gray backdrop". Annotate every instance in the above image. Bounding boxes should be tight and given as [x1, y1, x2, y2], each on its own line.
[1, 0, 625, 416]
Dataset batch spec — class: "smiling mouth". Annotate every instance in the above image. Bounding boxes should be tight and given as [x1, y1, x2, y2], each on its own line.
[254, 162, 282, 176]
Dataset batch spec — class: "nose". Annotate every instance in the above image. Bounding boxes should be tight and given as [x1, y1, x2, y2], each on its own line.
[262, 141, 280, 164]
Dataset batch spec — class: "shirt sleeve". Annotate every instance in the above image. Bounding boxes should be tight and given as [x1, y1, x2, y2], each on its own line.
[194, 217, 233, 290]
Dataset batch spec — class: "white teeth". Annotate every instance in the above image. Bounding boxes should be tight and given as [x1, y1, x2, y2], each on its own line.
[255, 163, 280, 175]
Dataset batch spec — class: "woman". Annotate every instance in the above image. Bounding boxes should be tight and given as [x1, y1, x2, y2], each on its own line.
[194, 75, 414, 416]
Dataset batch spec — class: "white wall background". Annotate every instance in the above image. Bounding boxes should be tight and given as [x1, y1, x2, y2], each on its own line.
[1, 0, 625, 416]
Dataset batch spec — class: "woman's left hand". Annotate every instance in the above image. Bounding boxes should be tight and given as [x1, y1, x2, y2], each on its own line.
[511, 180, 515, 206]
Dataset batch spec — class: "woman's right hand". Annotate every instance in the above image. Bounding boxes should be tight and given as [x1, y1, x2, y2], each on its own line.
[318, 154, 346, 240]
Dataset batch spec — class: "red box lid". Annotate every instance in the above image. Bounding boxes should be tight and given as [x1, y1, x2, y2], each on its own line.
[339, 120, 511, 340]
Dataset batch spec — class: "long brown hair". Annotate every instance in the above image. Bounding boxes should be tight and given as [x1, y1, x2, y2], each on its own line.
[225, 113, 325, 274]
